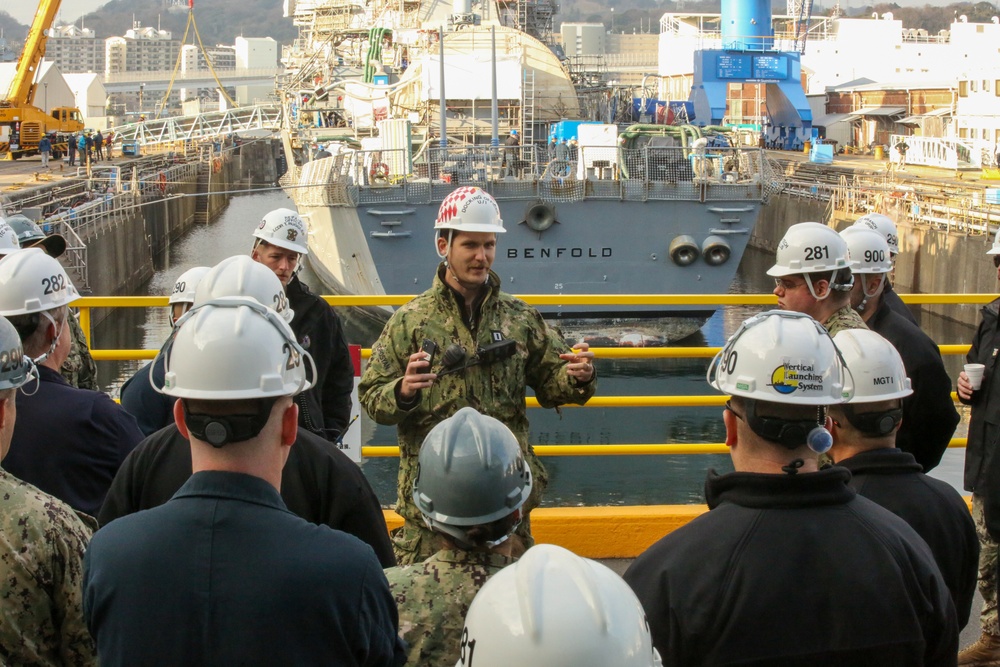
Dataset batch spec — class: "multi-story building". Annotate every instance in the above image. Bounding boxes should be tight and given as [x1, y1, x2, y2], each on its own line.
[181, 44, 236, 72]
[105, 24, 180, 76]
[45, 24, 103, 73]
[234, 36, 277, 104]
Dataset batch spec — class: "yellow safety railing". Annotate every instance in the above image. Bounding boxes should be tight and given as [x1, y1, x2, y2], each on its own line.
[76, 293, 977, 457]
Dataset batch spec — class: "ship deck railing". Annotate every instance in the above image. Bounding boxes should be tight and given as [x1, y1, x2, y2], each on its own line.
[291, 145, 778, 209]
[79, 292, 977, 557]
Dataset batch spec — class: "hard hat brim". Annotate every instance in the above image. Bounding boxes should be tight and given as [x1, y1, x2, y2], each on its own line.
[27, 234, 67, 258]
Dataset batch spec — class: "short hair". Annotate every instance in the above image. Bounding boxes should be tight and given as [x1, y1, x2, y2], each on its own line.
[451, 512, 521, 548]
[7, 306, 67, 357]
[729, 395, 819, 423]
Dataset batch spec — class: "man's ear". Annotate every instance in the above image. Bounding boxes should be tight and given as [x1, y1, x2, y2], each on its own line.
[435, 234, 448, 257]
[173, 399, 189, 439]
[281, 401, 298, 447]
[0, 396, 8, 432]
[811, 278, 830, 299]
[723, 407, 739, 448]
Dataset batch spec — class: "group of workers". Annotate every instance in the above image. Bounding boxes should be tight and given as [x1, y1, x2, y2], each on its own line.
[0, 182, 997, 665]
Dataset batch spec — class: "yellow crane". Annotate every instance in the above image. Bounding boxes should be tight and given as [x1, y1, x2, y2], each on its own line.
[0, 0, 85, 160]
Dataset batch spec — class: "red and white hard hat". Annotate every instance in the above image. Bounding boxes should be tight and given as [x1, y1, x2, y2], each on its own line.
[434, 187, 506, 234]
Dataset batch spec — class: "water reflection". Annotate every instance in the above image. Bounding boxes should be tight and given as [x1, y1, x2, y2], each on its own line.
[93, 192, 973, 505]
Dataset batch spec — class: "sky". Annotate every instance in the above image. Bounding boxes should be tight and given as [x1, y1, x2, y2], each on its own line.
[8, 0, 979, 27]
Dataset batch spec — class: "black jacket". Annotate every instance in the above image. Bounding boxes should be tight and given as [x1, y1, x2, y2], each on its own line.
[839, 448, 978, 628]
[961, 297, 1000, 494]
[867, 296, 960, 471]
[98, 423, 395, 567]
[85, 471, 406, 666]
[624, 467, 958, 667]
[120, 355, 174, 437]
[287, 275, 355, 441]
[882, 281, 919, 325]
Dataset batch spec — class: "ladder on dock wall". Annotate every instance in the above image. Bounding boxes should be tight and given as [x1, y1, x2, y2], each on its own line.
[193, 162, 211, 224]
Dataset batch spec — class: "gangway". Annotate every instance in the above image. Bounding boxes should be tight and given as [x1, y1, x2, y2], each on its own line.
[110, 105, 283, 148]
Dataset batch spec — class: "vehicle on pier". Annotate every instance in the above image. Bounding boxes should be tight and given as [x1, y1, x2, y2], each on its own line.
[0, 0, 84, 160]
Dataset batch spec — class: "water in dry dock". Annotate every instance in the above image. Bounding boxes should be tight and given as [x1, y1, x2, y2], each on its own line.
[94, 191, 972, 507]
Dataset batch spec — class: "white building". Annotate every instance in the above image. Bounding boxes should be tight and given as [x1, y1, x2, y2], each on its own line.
[45, 24, 103, 73]
[64, 72, 109, 126]
[105, 25, 180, 76]
[560, 23, 606, 57]
[181, 44, 236, 73]
[0, 61, 75, 113]
[955, 70, 1000, 146]
[234, 36, 277, 104]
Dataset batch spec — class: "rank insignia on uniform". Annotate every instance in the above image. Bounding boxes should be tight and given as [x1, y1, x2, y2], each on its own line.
[491, 330, 504, 342]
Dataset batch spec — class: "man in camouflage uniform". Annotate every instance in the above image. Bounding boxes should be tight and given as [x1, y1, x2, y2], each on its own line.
[385, 408, 529, 665]
[3, 215, 98, 389]
[0, 315, 97, 667]
[360, 186, 596, 565]
[768, 221, 867, 336]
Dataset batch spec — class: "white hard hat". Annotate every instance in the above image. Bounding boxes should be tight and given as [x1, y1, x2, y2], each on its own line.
[0, 248, 80, 316]
[252, 208, 309, 255]
[168, 266, 211, 306]
[840, 226, 892, 274]
[989, 227, 1000, 256]
[767, 222, 850, 278]
[455, 544, 663, 667]
[853, 213, 899, 254]
[160, 299, 314, 400]
[193, 255, 294, 323]
[707, 310, 852, 405]
[434, 187, 506, 234]
[0, 220, 20, 257]
[833, 329, 912, 403]
[0, 316, 33, 390]
[413, 407, 531, 546]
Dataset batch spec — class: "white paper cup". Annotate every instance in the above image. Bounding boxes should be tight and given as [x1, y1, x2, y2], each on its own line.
[966, 363, 986, 390]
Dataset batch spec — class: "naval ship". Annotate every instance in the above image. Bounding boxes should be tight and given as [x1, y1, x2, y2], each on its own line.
[277, 0, 784, 344]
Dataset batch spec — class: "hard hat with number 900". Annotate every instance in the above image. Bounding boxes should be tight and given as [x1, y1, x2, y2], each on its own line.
[168, 266, 211, 306]
[839, 226, 892, 274]
[434, 187, 506, 234]
[853, 213, 899, 254]
[0, 248, 80, 316]
[707, 310, 851, 405]
[455, 544, 663, 667]
[413, 407, 531, 545]
[252, 208, 309, 255]
[160, 299, 314, 400]
[833, 329, 912, 403]
[193, 256, 294, 323]
[767, 222, 850, 277]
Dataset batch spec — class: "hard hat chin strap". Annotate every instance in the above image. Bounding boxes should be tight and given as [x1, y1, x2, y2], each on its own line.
[32, 310, 65, 367]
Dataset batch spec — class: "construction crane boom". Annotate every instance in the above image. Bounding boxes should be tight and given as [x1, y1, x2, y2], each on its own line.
[3, 0, 62, 107]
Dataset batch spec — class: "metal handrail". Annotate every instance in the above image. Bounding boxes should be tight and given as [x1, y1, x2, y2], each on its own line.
[79, 292, 975, 458]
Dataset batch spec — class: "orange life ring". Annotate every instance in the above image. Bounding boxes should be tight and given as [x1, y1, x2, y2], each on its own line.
[158, 172, 167, 193]
[212, 157, 222, 173]
[370, 162, 390, 181]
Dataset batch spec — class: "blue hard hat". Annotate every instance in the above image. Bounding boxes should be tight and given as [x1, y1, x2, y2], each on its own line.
[511, 130, 518, 135]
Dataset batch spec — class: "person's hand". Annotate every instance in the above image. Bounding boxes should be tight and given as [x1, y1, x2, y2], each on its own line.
[561, 343, 595, 384]
[957, 371, 974, 401]
[399, 351, 437, 400]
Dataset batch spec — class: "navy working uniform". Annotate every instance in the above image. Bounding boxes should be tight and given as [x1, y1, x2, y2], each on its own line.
[839, 447, 978, 628]
[866, 293, 960, 471]
[287, 274, 355, 441]
[3, 365, 143, 517]
[97, 423, 395, 567]
[84, 471, 407, 666]
[119, 356, 173, 437]
[624, 467, 958, 666]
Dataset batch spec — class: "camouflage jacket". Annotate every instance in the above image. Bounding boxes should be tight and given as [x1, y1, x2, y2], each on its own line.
[385, 548, 514, 666]
[824, 303, 869, 337]
[0, 470, 97, 667]
[61, 312, 99, 391]
[360, 265, 596, 524]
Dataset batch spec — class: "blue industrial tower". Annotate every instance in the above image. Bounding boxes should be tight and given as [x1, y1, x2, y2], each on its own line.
[688, 0, 812, 150]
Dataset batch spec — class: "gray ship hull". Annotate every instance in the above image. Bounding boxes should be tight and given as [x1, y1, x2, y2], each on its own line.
[297, 166, 764, 345]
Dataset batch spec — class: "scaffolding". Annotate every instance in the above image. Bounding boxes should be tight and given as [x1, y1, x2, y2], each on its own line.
[496, 0, 558, 44]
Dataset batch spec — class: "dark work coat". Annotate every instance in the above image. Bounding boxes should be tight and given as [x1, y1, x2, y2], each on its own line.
[85, 471, 406, 666]
[867, 295, 960, 471]
[98, 423, 395, 567]
[624, 467, 958, 667]
[839, 448, 978, 628]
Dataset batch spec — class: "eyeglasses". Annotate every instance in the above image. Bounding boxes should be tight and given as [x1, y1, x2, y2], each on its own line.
[773, 277, 807, 291]
[725, 400, 743, 421]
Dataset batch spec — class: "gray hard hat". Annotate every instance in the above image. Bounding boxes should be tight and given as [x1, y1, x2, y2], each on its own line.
[0, 316, 33, 390]
[413, 407, 531, 541]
